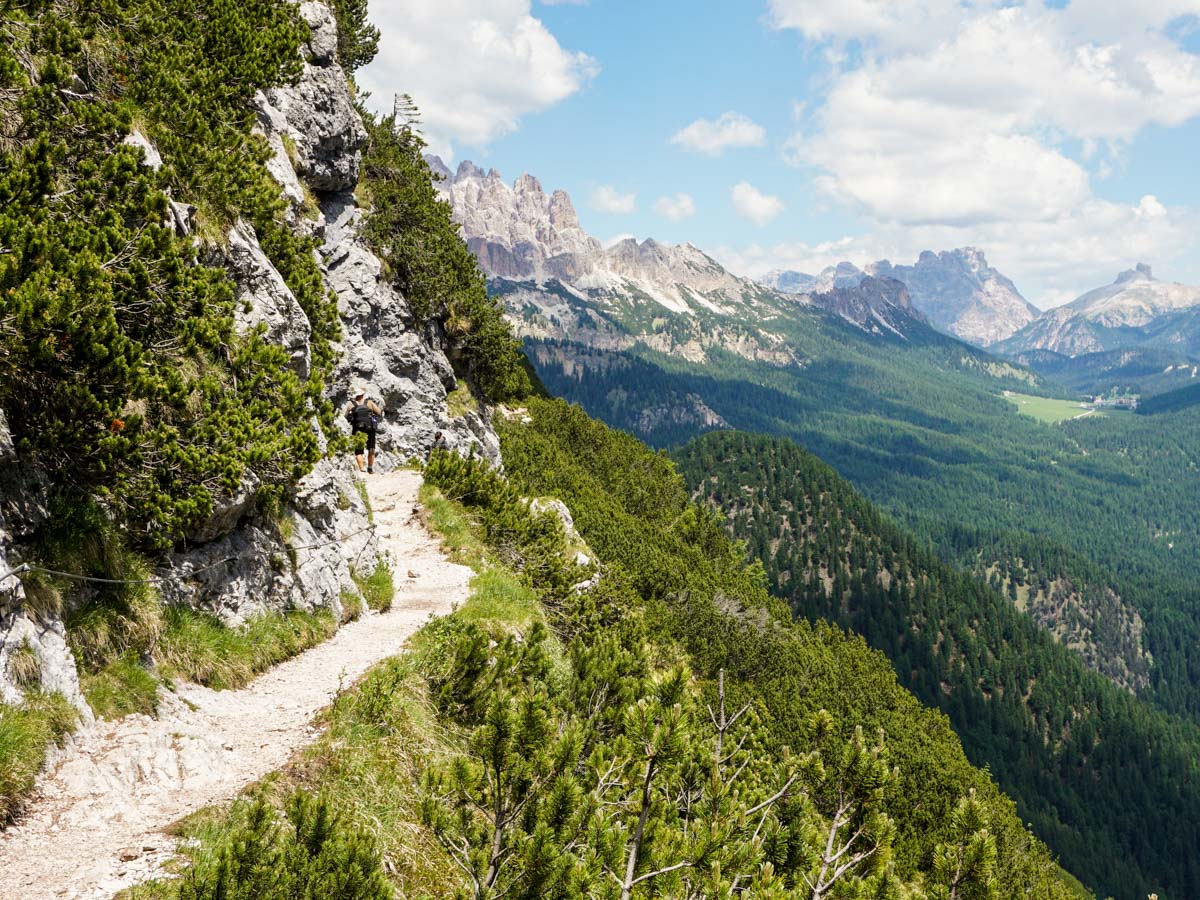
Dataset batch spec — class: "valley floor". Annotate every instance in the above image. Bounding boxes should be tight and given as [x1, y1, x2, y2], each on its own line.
[0, 471, 467, 900]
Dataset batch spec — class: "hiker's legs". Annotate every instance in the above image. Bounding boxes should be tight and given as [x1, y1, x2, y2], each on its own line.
[354, 451, 366, 471]
[367, 450, 376, 473]
[366, 430, 377, 474]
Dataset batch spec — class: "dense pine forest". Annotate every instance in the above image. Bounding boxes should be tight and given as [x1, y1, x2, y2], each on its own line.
[676, 430, 1200, 899]
[526, 320, 1200, 722]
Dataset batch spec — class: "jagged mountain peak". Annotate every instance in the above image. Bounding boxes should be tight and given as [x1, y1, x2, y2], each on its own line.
[1115, 262, 1154, 284]
[436, 157, 921, 343]
[996, 264, 1200, 357]
[762, 247, 1036, 346]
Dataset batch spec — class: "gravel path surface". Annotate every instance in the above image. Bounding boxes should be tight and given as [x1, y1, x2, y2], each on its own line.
[0, 470, 466, 899]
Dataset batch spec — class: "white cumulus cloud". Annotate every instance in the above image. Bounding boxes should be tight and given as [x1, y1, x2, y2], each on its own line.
[653, 193, 697, 221]
[731, 182, 785, 226]
[359, 0, 597, 157]
[773, 3, 1200, 228]
[761, 0, 1200, 298]
[670, 112, 767, 156]
[591, 185, 637, 214]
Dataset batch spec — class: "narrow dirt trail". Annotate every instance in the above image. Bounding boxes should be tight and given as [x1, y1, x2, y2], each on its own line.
[0, 470, 467, 900]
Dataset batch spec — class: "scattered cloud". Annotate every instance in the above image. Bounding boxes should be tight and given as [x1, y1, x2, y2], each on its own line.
[670, 112, 767, 156]
[591, 185, 637, 214]
[731, 182, 786, 226]
[359, 1, 597, 157]
[760, 0, 1200, 301]
[773, 3, 1200, 228]
[713, 195, 1196, 308]
[653, 193, 697, 221]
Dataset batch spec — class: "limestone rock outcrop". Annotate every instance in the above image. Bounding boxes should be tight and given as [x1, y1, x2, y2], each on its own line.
[163, 1, 500, 621]
[220, 220, 313, 379]
[1, 1, 502, 696]
[256, 2, 366, 194]
[0, 412, 90, 716]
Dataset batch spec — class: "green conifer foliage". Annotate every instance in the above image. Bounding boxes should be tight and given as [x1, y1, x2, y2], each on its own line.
[0, 0, 339, 546]
[175, 792, 392, 900]
[328, 0, 379, 73]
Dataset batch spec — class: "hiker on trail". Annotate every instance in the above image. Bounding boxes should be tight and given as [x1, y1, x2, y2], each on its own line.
[427, 430, 449, 460]
[345, 390, 383, 474]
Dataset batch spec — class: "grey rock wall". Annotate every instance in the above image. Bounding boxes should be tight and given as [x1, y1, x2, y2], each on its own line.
[0, 412, 90, 716]
[162, 0, 500, 621]
[0, 1, 502, 700]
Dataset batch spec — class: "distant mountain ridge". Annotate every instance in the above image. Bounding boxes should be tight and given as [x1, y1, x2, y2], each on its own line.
[762, 248, 1040, 347]
[428, 155, 926, 340]
[997, 264, 1200, 358]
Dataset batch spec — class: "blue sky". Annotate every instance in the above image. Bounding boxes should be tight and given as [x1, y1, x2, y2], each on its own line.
[360, 0, 1200, 308]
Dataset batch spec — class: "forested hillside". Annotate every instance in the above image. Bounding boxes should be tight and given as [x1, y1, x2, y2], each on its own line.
[123, 397, 1092, 899]
[430, 400, 1090, 898]
[526, 318, 1200, 722]
[676, 430, 1200, 900]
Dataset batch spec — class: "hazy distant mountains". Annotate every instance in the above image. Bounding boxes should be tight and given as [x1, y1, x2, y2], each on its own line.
[763, 248, 1040, 347]
[997, 264, 1200, 356]
[429, 156, 927, 346]
[429, 155, 1200, 389]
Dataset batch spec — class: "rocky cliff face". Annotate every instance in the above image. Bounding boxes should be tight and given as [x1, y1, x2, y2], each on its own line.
[808, 276, 926, 336]
[0, 412, 90, 716]
[997, 264, 1200, 357]
[0, 1, 496, 708]
[763, 248, 1037, 347]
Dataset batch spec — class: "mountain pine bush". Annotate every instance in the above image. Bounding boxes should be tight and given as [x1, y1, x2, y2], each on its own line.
[0, 0, 337, 546]
[173, 792, 391, 900]
[416, 426, 1048, 899]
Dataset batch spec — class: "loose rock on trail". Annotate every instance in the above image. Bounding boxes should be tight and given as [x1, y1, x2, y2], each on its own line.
[0, 470, 468, 899]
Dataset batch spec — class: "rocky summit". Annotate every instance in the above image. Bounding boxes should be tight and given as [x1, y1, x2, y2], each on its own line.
[996, 263, 1200, 357]
[763, 248, 1038, 347]
[430, 156, 927, 358]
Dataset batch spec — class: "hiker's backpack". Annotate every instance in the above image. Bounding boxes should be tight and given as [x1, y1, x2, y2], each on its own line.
[351, 402, 377, 431]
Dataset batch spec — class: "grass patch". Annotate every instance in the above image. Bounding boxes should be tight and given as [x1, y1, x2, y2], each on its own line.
[81, 654, 160, 720]
[6, 639, 41, 690]
[1003, 391, 1096, 424]
[340, 589, 365, 623]
[19, 570, 63, 621]
[444, 382, 478, 418]
[0, 691, 77, 823]
[352, 561, 394, 612]
[67, 584, 163, 674]
[155, 607, 337, 691]
[454, 568, 540, 631]
[418, 483, 488, 571]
